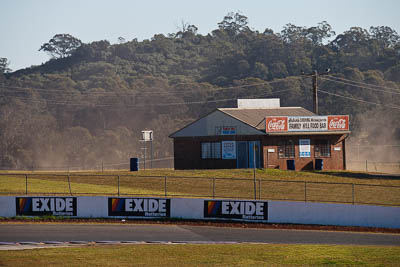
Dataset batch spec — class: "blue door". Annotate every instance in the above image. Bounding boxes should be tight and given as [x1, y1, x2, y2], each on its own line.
[249, 141, 261, 168]
[237, 141, 248, 169]
[237, 141, 261, 168]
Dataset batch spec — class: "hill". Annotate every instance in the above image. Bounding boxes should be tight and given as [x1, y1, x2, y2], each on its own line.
[0, 12, 399, 169]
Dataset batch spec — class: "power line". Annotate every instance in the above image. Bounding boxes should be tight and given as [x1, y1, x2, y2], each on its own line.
[1, 88, 298, 108]
[318, 89, 400, 110]
[0, 77, 294, 98]
[321, 76, 400, 95]
[327, 75, 400, 93]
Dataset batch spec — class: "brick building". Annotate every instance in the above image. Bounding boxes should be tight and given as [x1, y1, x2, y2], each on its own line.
[169, 99, 350, 171]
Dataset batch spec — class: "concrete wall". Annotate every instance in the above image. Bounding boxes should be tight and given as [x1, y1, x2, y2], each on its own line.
[1, 196, 399, 229]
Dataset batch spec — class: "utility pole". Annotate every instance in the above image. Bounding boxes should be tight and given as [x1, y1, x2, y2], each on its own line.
[312, 70, 318, 114]
[302, 69, 330, 115]
[253, 142, 256, 200]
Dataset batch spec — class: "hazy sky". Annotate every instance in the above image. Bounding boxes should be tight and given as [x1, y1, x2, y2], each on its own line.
[1, 0, 399, 71]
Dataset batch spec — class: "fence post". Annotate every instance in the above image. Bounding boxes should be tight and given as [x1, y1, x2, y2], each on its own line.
[304, 182, 307, 202]
[212, 178, 215, 199]
[258, 179, 261, 200]
[366, 160, 368, 172]
[25, 174, 28, 195]
[164, 176, 167, 197]
[67, 175, 72, 196]
[352, 184, 355, 205]
[118, 175, 120, 196]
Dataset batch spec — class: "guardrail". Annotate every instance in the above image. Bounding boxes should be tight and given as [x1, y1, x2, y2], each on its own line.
[1, 173, 399, 206]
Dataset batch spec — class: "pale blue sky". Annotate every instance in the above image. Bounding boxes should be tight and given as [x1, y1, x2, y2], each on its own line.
[1, 0, 399, 71]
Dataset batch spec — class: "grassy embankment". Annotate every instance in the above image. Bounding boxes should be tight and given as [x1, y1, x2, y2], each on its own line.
[0, 244, 400, 266]
[0, 169, 399, 205]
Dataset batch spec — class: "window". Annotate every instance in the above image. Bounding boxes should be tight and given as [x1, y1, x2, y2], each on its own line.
[201, 142, 221, 159]
[278, 140, 295, 158]
[315, 140, 330, 157]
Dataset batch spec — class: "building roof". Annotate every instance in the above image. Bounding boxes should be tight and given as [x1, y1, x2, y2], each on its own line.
[169, 105, 350, 138]
[219, 107, 315, 131]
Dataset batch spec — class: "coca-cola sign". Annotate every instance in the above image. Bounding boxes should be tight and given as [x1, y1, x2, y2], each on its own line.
[328, 116, 349, 131]
[266, 117, 288, 132]
[266, 115, 349, 133]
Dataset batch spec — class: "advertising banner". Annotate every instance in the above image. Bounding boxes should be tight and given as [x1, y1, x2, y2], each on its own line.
[216, 126, 237, 135]
[222, 141, 236, 159]
[288, 116, 328, 132]
[108, 198, 170, 218]
[266, 115, 349, 133]
[328, 116, 349, 131]
[221, 127, 236, 135]
[266, 117, 288, 132]
[299, 139, 311, 157]
[16, 197, 77, 216]
[204, 200, 268, 221]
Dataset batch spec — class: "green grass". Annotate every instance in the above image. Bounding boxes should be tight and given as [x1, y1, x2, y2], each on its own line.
[0, 244, 399, 266]
[1, 169, 399, 205]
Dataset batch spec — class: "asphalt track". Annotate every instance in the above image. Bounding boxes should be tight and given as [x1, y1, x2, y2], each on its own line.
[1, 223, 399, 246]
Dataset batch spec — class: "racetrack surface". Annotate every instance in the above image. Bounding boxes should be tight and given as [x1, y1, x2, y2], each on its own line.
[1, 223, 399, 246]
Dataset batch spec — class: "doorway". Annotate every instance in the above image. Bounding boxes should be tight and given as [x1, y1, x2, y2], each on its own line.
[237, 141, 261, 168]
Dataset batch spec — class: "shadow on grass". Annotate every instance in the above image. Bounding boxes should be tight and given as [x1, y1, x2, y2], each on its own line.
[316, 171, 400, 180]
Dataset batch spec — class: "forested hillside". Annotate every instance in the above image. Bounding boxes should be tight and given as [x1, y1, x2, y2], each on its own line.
[1, 12, 399, 169]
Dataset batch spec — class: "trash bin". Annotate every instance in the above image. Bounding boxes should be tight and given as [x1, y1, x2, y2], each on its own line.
[287, 160, 295, 171]
[130, 158, 139, 171]
[315, 159, 323, 171]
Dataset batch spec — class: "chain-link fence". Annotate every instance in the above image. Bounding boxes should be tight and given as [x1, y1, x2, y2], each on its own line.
[0, 157, 174, 172]
[347, 160, 400, 174]
[1, 173, 399, 206]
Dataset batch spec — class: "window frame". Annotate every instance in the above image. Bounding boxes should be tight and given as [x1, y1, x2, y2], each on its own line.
[314, 139, 331, 158]
[278, 139, 295, 159]
[201, 142, 221, 159]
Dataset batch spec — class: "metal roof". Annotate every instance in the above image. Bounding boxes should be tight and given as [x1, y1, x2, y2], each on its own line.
[219, 107, 315, 131]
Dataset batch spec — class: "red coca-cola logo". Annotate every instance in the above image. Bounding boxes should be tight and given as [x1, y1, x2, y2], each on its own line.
[266, 117, 288, 132]
[328, 116, 349, 130]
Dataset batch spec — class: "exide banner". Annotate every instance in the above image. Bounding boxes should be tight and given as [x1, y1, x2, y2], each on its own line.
[204, 200, 268, 221]
[266, 115, 349, 133]
[16, 197, 77, 216]
[108, 198, 170, 218]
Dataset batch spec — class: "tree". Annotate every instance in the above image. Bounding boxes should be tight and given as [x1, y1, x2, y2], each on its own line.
[0, 58, 11, 73]
[305, 21, 335, 45]
[174, 20, 198, 38]
[218, 11, 250, 36]
[118, 36, 126, 44]
[39, 34, 82, 59]
[369, 26, 400, 48]
[280, 23, 307, 43]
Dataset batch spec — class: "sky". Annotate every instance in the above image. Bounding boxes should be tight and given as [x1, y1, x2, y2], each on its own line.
[1, 0, 400, 71]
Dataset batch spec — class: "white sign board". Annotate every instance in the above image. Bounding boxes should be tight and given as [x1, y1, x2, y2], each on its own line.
[299, 139, 311, 157]
[266, 115, 349, 133]
[222, 141, 236, 159]
[142, 130, 153, 141]
[288, 117, 328, 132]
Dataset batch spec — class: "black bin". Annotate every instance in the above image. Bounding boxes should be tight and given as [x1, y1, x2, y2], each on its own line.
[315, 159, 323, 170]
[130, 158, 139, 171]
[287, 160, 295, 171]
